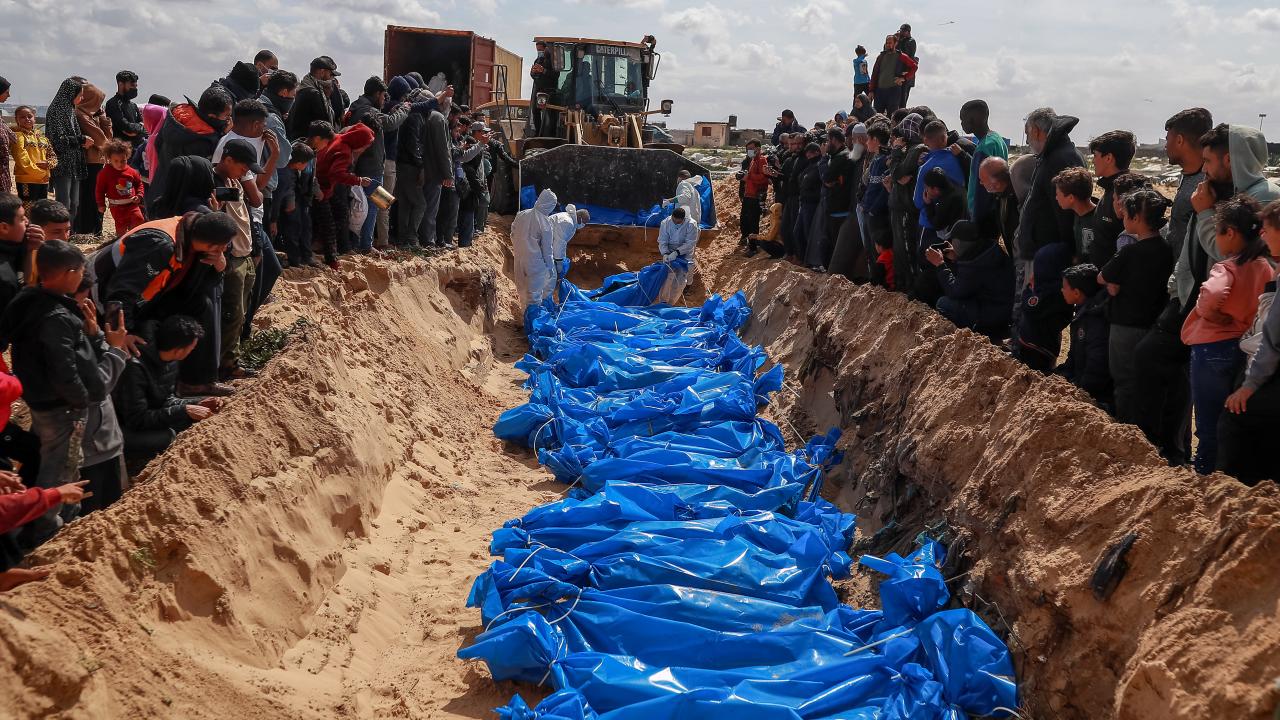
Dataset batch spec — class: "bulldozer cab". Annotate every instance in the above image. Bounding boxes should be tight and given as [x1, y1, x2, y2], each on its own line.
[538, 38, 652, 117]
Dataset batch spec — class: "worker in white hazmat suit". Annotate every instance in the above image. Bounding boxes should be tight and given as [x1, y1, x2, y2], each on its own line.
[548, 205, 591, 297]
[663, 169, 705, 228]
[656, 206, 699, 305]
[510, 188, 559, 306]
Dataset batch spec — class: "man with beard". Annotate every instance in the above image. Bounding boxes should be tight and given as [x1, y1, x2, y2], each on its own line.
[1015, 107, 1084, 310]
[106, 71, 144, 149]
[288, 57, 340, 141]
[869, 36, 917, 116]
[254, 50, 279, 88]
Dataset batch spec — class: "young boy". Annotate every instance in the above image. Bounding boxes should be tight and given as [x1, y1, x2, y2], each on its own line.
[0, 195, 30, 314]
[95, 139, 146, 235]
[1109, 173, 1150, 252]
[872, 236, 895, 290]
[0, 241, 126, 548]
[276, 142, 319, 268]
[74, 277, 131, 514]
[1057, 263, 1112, 409]
[1052, 167, 1100, 264]
[11, 106, 57, 205]
[115, 314, 219, 474]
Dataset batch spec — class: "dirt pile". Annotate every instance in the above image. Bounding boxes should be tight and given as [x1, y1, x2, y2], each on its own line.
[700, 181, 1280, 719]
[0, 222, 556, 718]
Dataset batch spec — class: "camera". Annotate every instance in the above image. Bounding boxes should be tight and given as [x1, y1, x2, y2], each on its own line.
[214, 186, 242, 203]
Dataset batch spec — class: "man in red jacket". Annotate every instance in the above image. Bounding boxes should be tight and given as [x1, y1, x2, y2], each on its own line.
[739, 140, 771, 256]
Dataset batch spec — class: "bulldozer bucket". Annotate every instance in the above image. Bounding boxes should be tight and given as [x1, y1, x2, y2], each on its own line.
[518, 144, 717, 227]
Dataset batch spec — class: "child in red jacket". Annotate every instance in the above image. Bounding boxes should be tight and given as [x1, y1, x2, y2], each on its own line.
[313, 123, 374, 267]
[95, 140, 146, 236]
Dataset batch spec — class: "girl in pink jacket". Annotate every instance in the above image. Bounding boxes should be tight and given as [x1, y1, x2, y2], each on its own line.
[1181, 195, 1275, 474]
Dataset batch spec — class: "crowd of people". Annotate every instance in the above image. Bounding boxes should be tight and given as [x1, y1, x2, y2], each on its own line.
[0, 54, 520, 590]
[746, 30, 1278, 487]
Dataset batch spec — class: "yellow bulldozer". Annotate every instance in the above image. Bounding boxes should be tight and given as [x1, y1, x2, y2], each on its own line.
[476, 35, 716, 228]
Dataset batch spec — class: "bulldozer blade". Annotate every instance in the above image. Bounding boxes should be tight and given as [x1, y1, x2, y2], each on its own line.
[518, 144, 717, 227]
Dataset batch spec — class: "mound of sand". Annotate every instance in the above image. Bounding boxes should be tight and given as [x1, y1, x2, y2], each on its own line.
[701, 181, 1280, 720]
[0, 222, 553, 718]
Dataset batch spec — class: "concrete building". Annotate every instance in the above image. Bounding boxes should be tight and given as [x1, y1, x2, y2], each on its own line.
[692, 122, 730, 148]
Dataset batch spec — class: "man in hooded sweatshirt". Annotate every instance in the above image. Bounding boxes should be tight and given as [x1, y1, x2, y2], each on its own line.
[212, 61, 263, 104]
[288, 57, 340, 141]
[1015, 107, 1084, 318]
[150, 88, 232, 211]
[510, 188, 558, 316]
[348, 77, 411, 252]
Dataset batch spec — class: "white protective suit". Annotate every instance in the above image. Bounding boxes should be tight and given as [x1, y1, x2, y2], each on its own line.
[656, 214, 699, 305]
[669, 174, 705, 227]
[510, 189, 559, 305]
[548, 204, 585, 297]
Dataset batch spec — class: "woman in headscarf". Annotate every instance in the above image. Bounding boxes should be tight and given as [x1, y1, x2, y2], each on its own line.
[140, 103, 168, 215]
[46, 76, 88, 221]
[152, 155, 216, 218]
[0, 76, 14, 195]
[74, 82, 112, 234]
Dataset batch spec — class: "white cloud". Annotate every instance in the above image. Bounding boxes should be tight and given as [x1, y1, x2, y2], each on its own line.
[786, 0, 845, 28]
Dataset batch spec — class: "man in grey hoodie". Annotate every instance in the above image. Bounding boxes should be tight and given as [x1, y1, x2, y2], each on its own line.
[1137, 123, 1279, 468]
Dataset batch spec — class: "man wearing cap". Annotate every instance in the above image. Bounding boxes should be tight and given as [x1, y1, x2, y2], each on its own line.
[211, 138, 263, 381]
[771, 110, 803, 147]
[896, 24, 918, 106]
[107, 70, 144, 148]
[457, 122, 491, 248]
[348, 76, 411, 252]
[288, 57, 340, 140]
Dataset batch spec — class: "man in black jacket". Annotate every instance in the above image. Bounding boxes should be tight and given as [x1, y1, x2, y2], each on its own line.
[816, 129, 856, 270]
[792, 142, 822, 263]
[927, 220, 1014, 341]
[149, 88, 231, 210]
[1087, 129, 1136, 267]
[212, 62, 261, 104]
[288, 57, 340, 140]
[114, 315, 219, 473]
[107, 70, 144, 148]
[896, 24, 918, 106]
[889, 114, 927, 292]
[1016, 108, 1083, 307]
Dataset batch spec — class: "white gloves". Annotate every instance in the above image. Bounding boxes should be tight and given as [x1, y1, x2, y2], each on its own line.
[662, 252, 677, 262]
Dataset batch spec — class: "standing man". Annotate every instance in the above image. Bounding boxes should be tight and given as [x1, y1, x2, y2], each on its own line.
[771, 110, 803, 147]
[1015, 107, 1083, 303]
[288, 57, 339, 140]
[869, 36, 917, 116]
[348, 76, 410, 253]
[896, 24, 918, 107]
[106, 71, 144, 149]
[529, 41, 559, 137]
[959, 100, 1008, 221]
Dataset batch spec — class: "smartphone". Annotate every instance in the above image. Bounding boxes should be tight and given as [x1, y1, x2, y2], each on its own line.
[105, 301, 124, 329]
[214, 186, 242, 203]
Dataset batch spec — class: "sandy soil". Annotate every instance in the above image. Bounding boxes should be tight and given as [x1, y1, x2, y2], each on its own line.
[0, 221, 556, 719]
[0, 183, 1276, 719]
[701, 179, 1280, 719]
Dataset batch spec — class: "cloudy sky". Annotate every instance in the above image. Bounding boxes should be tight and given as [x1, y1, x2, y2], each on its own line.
[1, 0, 1277, 145]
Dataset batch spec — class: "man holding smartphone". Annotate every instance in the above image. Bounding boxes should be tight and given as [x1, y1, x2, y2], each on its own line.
[212, 139, 262, 382]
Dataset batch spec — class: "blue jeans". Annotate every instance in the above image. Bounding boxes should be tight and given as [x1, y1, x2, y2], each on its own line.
[358, 176, 383, 250]
[1190, 339, 1243, 474]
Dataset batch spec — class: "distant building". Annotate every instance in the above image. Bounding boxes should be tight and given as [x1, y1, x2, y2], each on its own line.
[668, 128, 694, 146]
[692, 122, 730, 148]
[730, 128, 766, 146]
